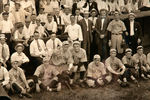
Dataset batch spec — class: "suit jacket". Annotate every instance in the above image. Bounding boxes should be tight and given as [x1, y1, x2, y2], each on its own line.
[72, 3, 77, 15]
[95, 16, 110, 39]
[83, 2, 99, 13]
[124, 20, 142, 40]
[79, 19, 93, 43]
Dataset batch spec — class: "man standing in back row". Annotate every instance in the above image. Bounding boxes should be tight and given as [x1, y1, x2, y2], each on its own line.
[95, 9, 110, 60]
[79, 10, 93, 60]
[124, 13, 142, 54]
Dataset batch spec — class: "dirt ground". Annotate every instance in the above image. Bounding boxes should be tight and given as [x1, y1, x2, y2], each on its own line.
[9, 79, 150, 100]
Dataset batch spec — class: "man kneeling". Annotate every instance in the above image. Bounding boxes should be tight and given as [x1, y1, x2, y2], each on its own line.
[86, 55, 111, 87]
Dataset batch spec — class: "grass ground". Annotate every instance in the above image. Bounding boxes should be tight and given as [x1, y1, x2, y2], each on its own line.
[9, 47, 150, 100]
[10, 79, 150, 100]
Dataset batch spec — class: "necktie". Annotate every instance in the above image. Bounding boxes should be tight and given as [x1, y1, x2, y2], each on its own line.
[2, 44, 7, 61]
[53, 40, 55, 49]
[36, 40, 42, 52]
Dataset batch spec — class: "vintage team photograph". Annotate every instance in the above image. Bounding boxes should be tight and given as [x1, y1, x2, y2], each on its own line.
[0, 0, 150, 100]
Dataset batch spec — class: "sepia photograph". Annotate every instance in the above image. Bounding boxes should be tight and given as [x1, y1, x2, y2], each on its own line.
[0, 0, 150, 100]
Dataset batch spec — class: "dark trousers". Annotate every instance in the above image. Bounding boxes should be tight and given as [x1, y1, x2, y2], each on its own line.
[119, 69, 132, 81]
[82, 33, 91, 60]
[127, 36, 138, 54]
[30, 57, 43, 75]
[70, 71, 85, 80]
[96, 37, 108, 60]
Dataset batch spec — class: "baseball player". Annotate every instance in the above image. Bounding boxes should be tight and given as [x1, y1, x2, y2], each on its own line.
[105, 49, 127, 87]
[86, 54, 111, 87]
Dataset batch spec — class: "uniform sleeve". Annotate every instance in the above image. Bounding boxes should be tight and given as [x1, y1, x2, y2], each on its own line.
[2, 68, 9, 86]
[147, 53, 150, 65]
[52, 67, 59, 76]
[142, 54, 147, 65]
[107, 21, 112, 32]
[67, 51, 74, 64]
[19, 68, 29, 88]
[34, 65, 43, 77]
[121, 21, 126, 31]
[87, 63, 93, 78]
[122, 56, 127, 64]
[105, 58, 110, 67]
[9, 70, 16, 83]
[118, 59, 124, 67]
[101, 63, 107, 75]
[80, 49, 87, 62]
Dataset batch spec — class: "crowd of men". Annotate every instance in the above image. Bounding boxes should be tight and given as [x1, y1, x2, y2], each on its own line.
[0, 0, 150, 99]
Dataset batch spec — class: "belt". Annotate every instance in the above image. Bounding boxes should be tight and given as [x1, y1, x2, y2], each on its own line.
[112, 33, 122, 35]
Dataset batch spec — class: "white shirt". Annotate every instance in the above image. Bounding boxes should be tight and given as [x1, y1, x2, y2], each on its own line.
[65, 24, 83, 41]
[12, 9, 25, 23]
[0, 43, 10, 62]
[35, 25, 46, 38]
[97, 0, 108, 11]
[0, 20, 13, 33]
[61, 0, 73, 8]
[89, 17, 97, 27]
[9, 1, 15, 12]
[0, 12, 15, 24]
[55, 15, 65, 25]
[22, 25, 30, 39]
[20, 0, 35, 16]
[11, 52, 29, 63]
[14, 30, 28, 40]
[46, 38, 62, 51]
[63, 14, 71, 26]
[75, 15, 83, 24]
[44, 21, 57, 33]
[30, 39, 46, 57]
[0, 66, 9, 86]
[130, 20, 134, 36]
[142, 0, 150, 7]
[37, 13, 47, 23]
[28, 22, 37, 37]
[101, 18, 105, 30]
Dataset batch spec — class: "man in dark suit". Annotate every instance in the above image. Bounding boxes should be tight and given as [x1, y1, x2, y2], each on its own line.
[124, 13, 143, 54]
[95, 9, 110, 60]
[83, 0, 99, 14]
[79, 11, 93, 60]
[53, 8, 65, 40]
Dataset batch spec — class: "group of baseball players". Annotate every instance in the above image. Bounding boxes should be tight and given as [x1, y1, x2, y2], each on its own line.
[0, 0, 150, 99]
